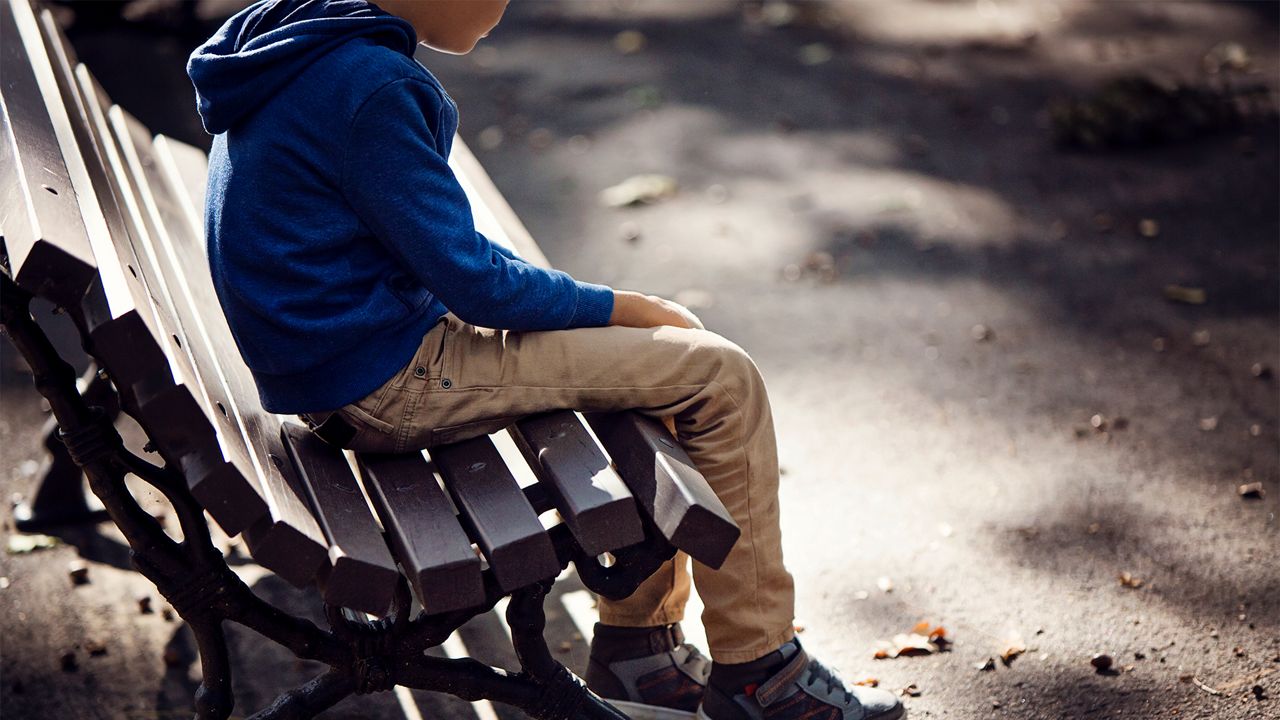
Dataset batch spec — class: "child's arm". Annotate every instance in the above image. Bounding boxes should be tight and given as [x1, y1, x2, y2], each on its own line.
[342, 78, 613, 331]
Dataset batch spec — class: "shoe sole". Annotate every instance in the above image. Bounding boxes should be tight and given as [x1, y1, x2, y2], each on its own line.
[607, 699, 698, 720]
[695, 702, 907, 720]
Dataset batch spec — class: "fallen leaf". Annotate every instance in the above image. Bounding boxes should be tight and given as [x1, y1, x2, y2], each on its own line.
[1204, 41, 1250, 73]
[874, 622, 950, 659]
[799, 43, 833, 66]
[900, 683, 923, 697]
[600, 174, 677, 208]
[761, 1, 797, 27]
[613, 30, 646, 55]
[6, 534, 61, 554]
[1164, 285, 1207, 305]
[999, 635, 1027, 666]
[1238, 482, 1265, 499]
[975, 657, 997, 672]
[1118, 572, 1144, 589]
[854, 678, 879, 688]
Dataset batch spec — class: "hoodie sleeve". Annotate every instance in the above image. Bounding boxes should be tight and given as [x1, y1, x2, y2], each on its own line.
[340, 78, 614, 331]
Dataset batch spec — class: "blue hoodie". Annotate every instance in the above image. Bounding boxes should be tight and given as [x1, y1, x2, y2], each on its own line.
[187, 0, 614, 414]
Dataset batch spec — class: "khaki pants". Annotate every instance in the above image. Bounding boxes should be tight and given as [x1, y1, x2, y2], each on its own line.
[334, 313, 796, 663]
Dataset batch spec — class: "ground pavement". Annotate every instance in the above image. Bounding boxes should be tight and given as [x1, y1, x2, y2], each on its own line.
[1, 2, 1276, 719]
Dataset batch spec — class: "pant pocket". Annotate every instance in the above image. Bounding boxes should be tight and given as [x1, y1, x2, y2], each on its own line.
[427, 414, 520, 448]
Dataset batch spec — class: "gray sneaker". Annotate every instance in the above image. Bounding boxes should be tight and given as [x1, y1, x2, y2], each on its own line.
[587, 623, 711, 720]
[698, 640, 905, 720]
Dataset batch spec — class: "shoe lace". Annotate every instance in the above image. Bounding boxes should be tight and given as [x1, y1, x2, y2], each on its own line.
[803, 658, 852, 705]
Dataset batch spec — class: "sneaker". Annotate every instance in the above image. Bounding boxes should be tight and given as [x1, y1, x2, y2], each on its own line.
[698, 639, 904, 720]
[586, 622, 711, 720]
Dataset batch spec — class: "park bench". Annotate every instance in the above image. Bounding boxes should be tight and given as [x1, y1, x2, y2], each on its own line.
[0, 0, 740, 717]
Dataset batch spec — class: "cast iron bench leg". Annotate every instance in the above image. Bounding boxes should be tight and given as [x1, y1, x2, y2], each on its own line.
[13, 364, 116, 531]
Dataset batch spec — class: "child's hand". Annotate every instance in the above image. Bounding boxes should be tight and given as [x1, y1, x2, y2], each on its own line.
[609, 290, 705, 330]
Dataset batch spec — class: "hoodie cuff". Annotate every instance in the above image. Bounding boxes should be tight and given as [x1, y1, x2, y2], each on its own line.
[568, 281, 615, 328]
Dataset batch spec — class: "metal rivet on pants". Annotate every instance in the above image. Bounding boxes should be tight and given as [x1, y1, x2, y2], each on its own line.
[414, 366, 426, 378]
[441, 378, 452, 389]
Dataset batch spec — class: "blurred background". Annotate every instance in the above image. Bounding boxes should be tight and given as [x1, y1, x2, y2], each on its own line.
[2, 1, 1277, 719]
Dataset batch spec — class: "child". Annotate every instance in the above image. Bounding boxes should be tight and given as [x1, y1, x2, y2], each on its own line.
[187, 2, 903, 719]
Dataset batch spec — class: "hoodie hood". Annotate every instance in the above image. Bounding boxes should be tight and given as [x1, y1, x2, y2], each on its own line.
[188, 0, 416, 134]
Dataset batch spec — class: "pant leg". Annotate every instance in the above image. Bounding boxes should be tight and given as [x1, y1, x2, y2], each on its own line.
[352, 313, 796, 663]
[596, 552, 692, 627]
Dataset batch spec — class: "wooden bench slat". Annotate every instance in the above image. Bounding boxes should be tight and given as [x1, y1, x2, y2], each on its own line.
[280, 423, 399, 615]
[5, 1, 270, 536]
[357, 452, 485, 614]
[69, 69, 280, 536]
[584, 412, 740, 570]
[431, 437, 560, 592]
[92, 94, 328, 585]
[0, 0, 97, 309]
[151, 135, 207, 226]
[508, 411, 644, 556]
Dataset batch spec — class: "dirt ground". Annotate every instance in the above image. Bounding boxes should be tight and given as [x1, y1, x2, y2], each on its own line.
[2, 2, 1277, 719]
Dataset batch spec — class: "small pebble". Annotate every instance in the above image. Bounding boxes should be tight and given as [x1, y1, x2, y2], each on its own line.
[1192, 329, 1211, 347]
[1090, 653, 1113, 673]
[161, 607, 175, 622]
[1137, 218, 1160, 238]
[67, 560, 89, 586]
[137, 594, 153, 615]
[1152, 337, 1166, 352]
[60, 651, 78, 672]
[85, 639, 108, 657]
[971, 324, 993, 342]
[1251, 363, 1272, 380]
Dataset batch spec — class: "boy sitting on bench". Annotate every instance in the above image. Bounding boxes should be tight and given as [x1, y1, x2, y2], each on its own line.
[186, 1, 903, 719]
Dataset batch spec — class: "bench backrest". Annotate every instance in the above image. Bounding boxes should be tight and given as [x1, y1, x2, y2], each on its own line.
[1, 0, 739, 616]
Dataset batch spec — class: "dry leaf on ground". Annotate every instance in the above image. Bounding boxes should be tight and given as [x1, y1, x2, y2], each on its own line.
[1118, 571, 1144, 589]
[6, 534, 61, 554]
[874, 622, 950, 659]
[999, 635, 1027, 666]
[1164, 285, 1207, 305]
[600, 174, 677, 207]
[1238, 482, 1265, 499]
